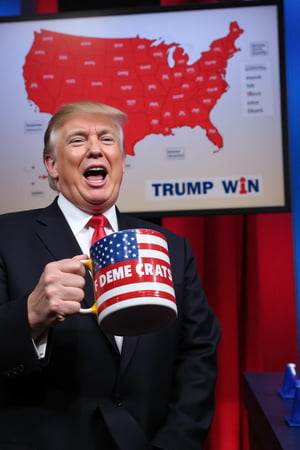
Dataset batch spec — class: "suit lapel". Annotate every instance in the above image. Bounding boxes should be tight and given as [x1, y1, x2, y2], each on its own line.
[35, 199, 82, 260]
[35, 201, 94, 306]
[119, 336, 139, 375]
[116, 212, 141, 370]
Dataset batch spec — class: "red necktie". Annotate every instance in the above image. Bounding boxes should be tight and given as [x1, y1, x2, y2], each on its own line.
[88, 215, 108, 245]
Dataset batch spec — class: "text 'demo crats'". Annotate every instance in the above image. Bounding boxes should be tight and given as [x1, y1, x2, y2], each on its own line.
[93, 260, 173, 294]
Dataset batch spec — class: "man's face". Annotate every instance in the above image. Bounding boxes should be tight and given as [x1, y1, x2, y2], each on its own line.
[45, 112, 125, 214]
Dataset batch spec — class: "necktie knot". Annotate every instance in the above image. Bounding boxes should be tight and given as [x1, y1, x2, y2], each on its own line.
[88, 215, 108, 245]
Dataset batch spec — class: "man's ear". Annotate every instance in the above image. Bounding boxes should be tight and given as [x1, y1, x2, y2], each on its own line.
[44, 155, 58, 179]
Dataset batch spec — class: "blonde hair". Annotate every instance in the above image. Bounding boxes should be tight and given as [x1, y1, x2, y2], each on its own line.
[43, 101, 127, 190]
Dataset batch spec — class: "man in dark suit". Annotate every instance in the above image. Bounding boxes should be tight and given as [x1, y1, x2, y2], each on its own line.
[0, 101, 220, 450]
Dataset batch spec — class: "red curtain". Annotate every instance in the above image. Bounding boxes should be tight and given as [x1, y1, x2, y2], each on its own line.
[37, 0, 299, 448]
[163, 213, 297, 449]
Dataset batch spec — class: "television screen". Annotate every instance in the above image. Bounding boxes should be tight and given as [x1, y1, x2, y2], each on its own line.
[0, 0, 289, 216]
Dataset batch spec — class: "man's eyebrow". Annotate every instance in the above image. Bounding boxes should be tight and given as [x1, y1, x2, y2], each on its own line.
[66, 127, 116, 136]
[63, 126, 118, 143]
[96, 127, 117, 135]
[65, 128, 88, 138]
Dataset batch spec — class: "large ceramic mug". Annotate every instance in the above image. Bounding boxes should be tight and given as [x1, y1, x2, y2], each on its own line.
[80, 228, 177, 336]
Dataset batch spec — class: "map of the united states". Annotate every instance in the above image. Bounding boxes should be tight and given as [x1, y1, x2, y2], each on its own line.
[23, 21, 244, 155]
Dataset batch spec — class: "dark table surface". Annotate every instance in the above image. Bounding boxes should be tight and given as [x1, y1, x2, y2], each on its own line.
[244, 372, 300, 450]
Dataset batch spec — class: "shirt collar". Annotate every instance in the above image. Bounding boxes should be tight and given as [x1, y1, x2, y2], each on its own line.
[57, 193, 118, 236]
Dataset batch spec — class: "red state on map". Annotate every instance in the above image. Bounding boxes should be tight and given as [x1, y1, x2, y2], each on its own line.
[23, 22, 244, 155]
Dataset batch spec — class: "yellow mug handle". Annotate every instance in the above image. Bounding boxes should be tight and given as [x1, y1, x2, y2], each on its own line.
[79, 259, 98, 315]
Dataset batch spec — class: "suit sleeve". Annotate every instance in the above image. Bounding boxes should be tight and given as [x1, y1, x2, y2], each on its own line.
[0, 249, 44, 378]
[152, 236, 221, 450]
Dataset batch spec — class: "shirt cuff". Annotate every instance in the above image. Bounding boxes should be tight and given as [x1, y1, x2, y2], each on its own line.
[32, 331, 48, 359]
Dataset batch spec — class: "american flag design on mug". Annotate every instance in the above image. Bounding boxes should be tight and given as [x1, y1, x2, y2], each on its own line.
[90, 228, 177, 324]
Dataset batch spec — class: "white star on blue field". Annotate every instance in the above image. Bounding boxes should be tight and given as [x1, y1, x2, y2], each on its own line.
[91, 231, 139, 272]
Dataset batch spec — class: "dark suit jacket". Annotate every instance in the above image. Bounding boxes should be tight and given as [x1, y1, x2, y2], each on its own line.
[0, 199, 220, 450]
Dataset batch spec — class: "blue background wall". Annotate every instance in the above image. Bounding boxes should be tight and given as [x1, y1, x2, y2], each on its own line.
[285, 0, 300, 352]
[0, 0, 20, 16]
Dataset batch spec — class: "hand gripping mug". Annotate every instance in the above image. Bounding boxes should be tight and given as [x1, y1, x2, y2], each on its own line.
[79, 228, 177, 336]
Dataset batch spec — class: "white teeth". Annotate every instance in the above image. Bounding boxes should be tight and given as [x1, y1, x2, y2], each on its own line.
[84, 167, 106, 180]
[85, 167, 105, 175]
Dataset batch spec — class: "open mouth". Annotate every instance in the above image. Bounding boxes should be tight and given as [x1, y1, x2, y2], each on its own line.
[84, 166, 107, 181]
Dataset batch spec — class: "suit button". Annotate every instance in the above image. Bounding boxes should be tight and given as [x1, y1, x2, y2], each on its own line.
[17, 364, 24, 373]
[6, 363, 25, 378]
[115, 399, 123, 407]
